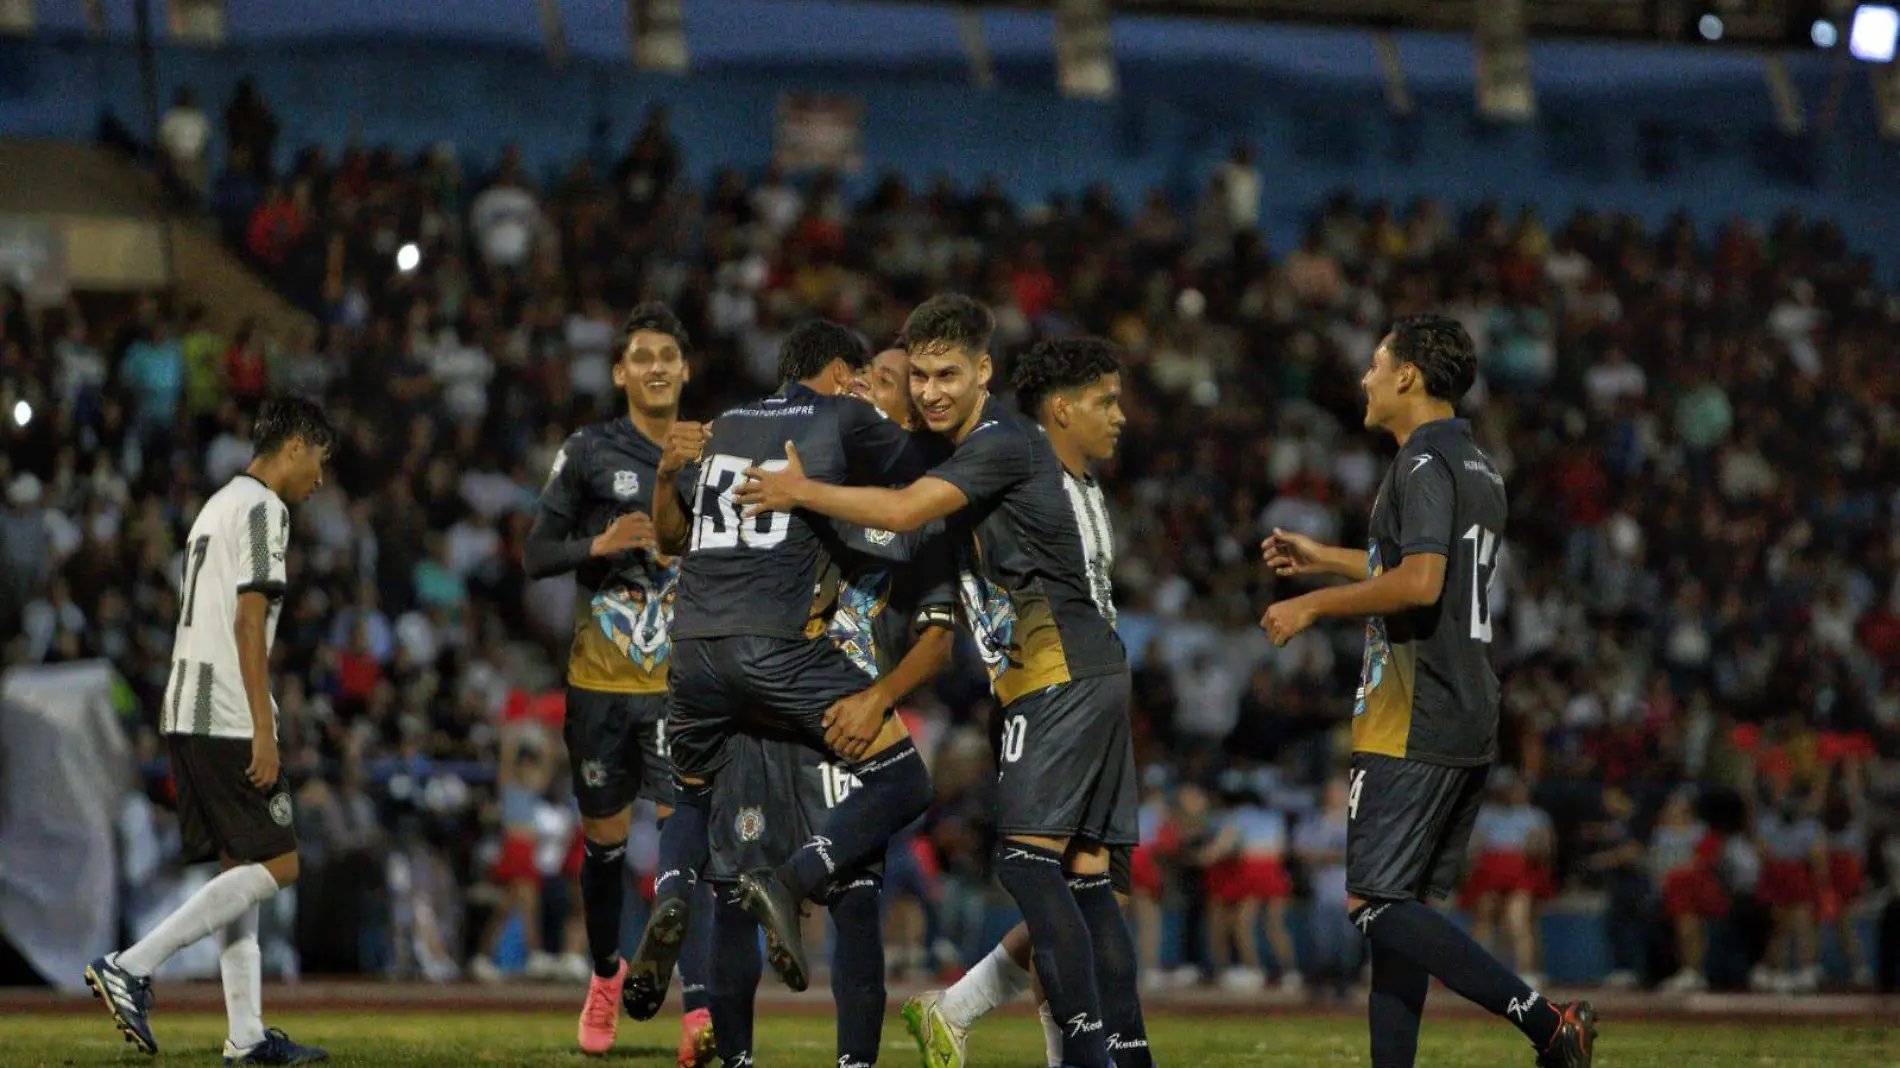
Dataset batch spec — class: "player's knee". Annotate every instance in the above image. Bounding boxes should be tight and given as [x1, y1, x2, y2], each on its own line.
[1008, 832, 1069, 857]
[263, 851, 300, 888]
[1063, 839, 1110, 877]
[1345, 894, 1369, 919]
[582, 808, 633, 844]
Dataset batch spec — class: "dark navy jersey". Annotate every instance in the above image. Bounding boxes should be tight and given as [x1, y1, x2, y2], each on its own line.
[932, 397, 1126, 705]
[1354, 418, 1509, 767]
[819, 520, 957, 679]
[536, 417, 698, 694]
[670, 383, 928, 641]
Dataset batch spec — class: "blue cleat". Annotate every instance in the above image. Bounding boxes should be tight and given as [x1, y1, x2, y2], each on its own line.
[85, 953, 158, 1055]
[225, 1028, 331, 1065]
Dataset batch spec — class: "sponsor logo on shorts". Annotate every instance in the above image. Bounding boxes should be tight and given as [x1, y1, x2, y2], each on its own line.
[581, 759, 608, 788]
[861, 528, 896, 547]
[613, 470, 641, 499]
[268, 793, 293, 827]
[736, 806, 765, 842]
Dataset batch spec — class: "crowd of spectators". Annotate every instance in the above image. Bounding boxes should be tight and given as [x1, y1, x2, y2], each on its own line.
[4, 80, 1900, 993]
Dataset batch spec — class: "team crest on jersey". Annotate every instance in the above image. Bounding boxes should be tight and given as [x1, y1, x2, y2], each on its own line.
[593, 563, 679, 672]
[828, 570, 891, 678]
[1354, 545, 1390, 718]
[956, 567, 1018, 685]
[861, 528, 896, 547]
[735, 806, 765, 842]
[269, 793, 293, 827]
[612, 470, 641, 500]
[581, 759, 607, 788]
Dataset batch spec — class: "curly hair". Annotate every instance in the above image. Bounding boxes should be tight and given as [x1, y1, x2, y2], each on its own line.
[777, 319, 870, 383]
[1010, 336, 1122, 418]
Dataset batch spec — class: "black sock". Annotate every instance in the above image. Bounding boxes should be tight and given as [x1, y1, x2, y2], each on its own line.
[1353, 899, 1559, 1048]
[1071, 874, 1153, 1068]
[708, 886, 762, 1067]
[580, 837, 629, 978]
[1367, 936, 1430, 1068]
[678, 878, 715, 1013]
[994, 842, 1108, 1068]
[828, 878, 886, 1068]
[776, 740, 932, 901]
[654, 780, 711, 906]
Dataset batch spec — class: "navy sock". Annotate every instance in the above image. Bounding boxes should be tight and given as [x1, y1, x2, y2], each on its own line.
[776, 740, 932, 901]
[708, 886, 762, 1067]
[993, 842, 1108, 1068]
[1071, 874, 1153, 1068]
[1353, 899, 1559, 1048]
[828, 878, 886, 1068]
[580, 837, 629, 977]
[678, 879, 715, 1014]
[654, 780, 711, 906]
[1367, 936, 1430, 1068]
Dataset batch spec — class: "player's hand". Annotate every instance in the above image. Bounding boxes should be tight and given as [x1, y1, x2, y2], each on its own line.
[659, 421, 713, 479]
[591, 511, 657, 557]
[735, 441, 806, 517]
[1260, 597, 1318, 647]
[247, 734, 281, 790]
[823, 684, 890, 764]
[1262, 528, 1326, 577]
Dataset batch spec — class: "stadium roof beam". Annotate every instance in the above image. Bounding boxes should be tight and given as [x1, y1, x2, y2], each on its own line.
[1372, 30, 1412, 115]
[1055, 0, 1116, 99]
[539, 0, 570, 69]
[1474, 0, 1535, 121]
[628, 0, 688, 74]
[956, 5, 998, 89]
[868, 0, 1814, 46]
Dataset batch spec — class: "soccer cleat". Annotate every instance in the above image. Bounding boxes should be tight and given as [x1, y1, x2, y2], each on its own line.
[578, 959, 626, 1055]
[85, 954, 158, 1055]
[677, 1007, 716, 1068]
[625, 894, 690, 1020]
[1535, 1000, 1598, 1068]
[224, 1028, 329, 1065]
[900, 991, 970, 1068]
[736, 869, 809, 993]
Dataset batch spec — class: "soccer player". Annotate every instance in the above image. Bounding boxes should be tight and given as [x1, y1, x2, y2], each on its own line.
[622, 319, 938, 1022]
[1259, 314, 1596, 1068]
[705, 339, 957, 1068]
[901, 335, 1146, 1068]
[738, 310, 1151, 1068]
[522, 301, 715, 1061]
[86, 398, 334, 1065]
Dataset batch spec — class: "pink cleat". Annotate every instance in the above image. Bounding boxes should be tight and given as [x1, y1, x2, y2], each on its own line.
[677, 1007, 716, 1068]
[578, 960, 626, 1056]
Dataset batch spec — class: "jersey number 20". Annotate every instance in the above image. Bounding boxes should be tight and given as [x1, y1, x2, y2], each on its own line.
[692, 454, 790, 551]
[1462, 524, 1500, 643]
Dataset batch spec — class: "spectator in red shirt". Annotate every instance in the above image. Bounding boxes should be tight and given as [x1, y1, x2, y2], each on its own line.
[246, 182, 307, 266]
[224, 320, 270, 404]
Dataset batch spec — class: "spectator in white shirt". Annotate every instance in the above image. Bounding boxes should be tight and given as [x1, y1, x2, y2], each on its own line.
[470, 166, 543, 271]
[159, 87, 209, 198]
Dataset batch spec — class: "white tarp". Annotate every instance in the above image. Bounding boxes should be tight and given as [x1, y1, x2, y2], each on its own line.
[0, 660, 132, 990]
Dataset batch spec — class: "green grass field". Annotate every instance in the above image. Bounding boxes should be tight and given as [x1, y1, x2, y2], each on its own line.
[1, 1010, 1894, 1068]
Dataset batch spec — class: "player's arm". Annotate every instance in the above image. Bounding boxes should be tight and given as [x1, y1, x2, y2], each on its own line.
[1262, 531, 1369, 582]
[872, 535, 961, 704]
[791, 477, 969, 535]
[523, 437, 655, 577]
[234, 590, 278, 787]
[1297, 552, 1447, 622]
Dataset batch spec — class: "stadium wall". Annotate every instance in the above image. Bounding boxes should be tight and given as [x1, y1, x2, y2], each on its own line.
[1, 34, 1897, 282]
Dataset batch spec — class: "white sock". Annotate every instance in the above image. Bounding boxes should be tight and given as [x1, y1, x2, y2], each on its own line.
[219, 905, 266, 1051]
[1038, 1001, 1063, 1068]
[119, 864, 279, 977]
[941, 941, 1031, 1030]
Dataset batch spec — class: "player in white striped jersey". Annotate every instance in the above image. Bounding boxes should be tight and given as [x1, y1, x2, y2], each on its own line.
[87, 399, 334, 1065]
[904, 337, 1147, 1068]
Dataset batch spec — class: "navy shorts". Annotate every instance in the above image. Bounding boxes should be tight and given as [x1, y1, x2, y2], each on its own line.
[666, 634, 875, 782]
[1345, 753, 1489, 902]
[564, 688, 673, 817]
[993, 669, 1138, 847]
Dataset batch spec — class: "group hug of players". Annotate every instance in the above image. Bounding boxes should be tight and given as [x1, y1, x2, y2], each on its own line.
[84, 291, 1600, 1068]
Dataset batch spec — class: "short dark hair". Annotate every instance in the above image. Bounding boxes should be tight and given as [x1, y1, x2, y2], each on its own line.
[899, 294, 994, 359]
[1011, 337, 1122, 419]
[618, 301, 689, 355]
[1387, 313, 1477, 403]
[777, 319, 869, 384]
[252, 397, 335, 457]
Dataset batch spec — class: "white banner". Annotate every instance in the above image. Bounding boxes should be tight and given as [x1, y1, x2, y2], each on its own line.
[0, 661, 133, 989]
